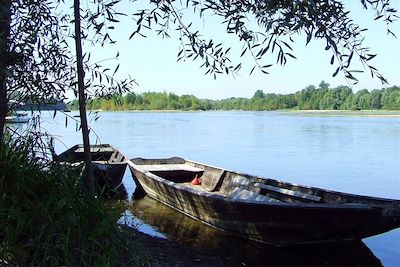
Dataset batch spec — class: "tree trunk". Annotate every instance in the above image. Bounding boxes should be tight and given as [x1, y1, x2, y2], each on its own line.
[73, 0, 95, 193]
[0, 0, 12, 143]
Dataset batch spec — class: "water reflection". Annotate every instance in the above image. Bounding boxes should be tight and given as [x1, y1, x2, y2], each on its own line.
[126, 191, 382, 267]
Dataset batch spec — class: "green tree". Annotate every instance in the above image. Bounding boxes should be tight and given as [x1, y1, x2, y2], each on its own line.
[0, 0, 11, 142]
[370, 89, 382, 109]
[381, 86, 400, 109]
[0, 0, 136, 190]
[359, 92, 373, 110]
[252, 90, 265, 99]
[295, 85, 316, 110]
[350, 89, 370, 110]
[0, 0, 73, 142]
[200, 99, 212, 110]
[74, 0, 95, 191]
[124, 92, 136, 109]
[71, 85, 400, 112]
[310, 86, 329, 110]
[166, 93, 178, 109]
[136, 94, 144, 108]
[177, 95, 194, 110]
[320, 86, 351, 110]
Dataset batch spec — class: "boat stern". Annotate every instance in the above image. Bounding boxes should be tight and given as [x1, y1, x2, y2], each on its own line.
[382, 202, 400, 230]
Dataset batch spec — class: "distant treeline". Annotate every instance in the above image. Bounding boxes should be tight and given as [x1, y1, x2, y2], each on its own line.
[69, 82, 400, 111]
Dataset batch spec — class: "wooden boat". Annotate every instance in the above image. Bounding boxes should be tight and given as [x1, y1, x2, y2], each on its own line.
[56, 144, 127, 189]
[128, 157, 400, 246]
[129, 196, 382, 267]
[5, 111, 30, 123]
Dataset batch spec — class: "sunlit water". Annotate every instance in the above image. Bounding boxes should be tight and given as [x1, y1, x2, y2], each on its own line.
[15, 111, 400, 266]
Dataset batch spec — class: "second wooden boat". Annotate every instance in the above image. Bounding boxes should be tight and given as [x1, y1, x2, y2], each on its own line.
[56, 144, 127, 189]
[128, 157, 400, 246]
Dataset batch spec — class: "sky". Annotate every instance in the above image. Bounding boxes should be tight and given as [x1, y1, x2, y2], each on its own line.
[68, 1, 400, 100]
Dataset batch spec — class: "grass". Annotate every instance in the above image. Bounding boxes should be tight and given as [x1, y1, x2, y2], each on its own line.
[0, 134, 147, 266]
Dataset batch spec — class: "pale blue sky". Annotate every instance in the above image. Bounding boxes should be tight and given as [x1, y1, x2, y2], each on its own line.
[73, 1, 400, 100]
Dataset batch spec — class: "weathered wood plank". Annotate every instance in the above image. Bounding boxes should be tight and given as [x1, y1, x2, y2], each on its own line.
[255, 183, 321, 202]
[75, 147, 115, 153]
[202, 169, 226, 192]
[138, 164, 203, 173]
[228, 187, 281, 203]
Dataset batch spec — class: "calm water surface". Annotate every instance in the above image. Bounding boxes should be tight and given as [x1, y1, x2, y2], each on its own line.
[36, 111, 400, 266]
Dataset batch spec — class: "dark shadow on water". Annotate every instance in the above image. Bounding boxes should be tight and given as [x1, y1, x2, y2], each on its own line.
[125, 191, 382, 267]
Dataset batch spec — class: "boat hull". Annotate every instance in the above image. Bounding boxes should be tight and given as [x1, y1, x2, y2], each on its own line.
[57, 144, 127, 190]
[5, 112, 30, 123]
[128, 158, 400, 246]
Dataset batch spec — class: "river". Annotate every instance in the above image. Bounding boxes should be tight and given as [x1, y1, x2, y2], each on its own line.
[31, 111, 400, 266]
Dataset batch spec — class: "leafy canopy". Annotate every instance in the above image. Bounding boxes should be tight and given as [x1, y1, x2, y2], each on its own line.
[6, 0, 73, 110]
[131, 0, 397, 83]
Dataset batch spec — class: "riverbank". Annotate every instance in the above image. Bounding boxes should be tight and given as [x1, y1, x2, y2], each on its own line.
[132, 230, 225, 266]
[279, 109, 400, 117]
[78, 109, 400, 117]
[71, 108, 400, 116]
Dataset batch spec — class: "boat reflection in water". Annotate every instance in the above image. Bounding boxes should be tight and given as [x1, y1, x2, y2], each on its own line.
[125, 190, 382, 267]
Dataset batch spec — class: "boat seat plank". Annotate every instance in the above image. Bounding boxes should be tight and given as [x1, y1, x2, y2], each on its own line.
[228, 187, 281, 203]
[111, 151, 125, 162]
[255, 183, 321, 202]
[202, 169, 226, 192]
[232, 175, 251, 187]
[138, 164, 203, 173]
[75, 147, 115, 153]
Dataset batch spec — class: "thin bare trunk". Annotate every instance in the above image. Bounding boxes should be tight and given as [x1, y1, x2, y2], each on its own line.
[73, 0, 94, 192]
[0, 0, 11, 143]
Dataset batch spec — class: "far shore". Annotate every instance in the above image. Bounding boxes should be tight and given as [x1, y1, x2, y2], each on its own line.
[76, 109, 400, 117]
[282, 110, 400, 117]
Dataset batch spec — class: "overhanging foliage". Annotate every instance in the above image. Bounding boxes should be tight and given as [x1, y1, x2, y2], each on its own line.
[131, 0, 397, 82]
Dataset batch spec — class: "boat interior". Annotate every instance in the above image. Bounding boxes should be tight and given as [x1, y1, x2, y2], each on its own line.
[131, 158, 324, 204]
[58, 145, 126, 163]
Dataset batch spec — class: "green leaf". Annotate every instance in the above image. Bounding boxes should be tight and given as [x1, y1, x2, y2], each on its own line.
[249, 66, 256, 75]
[285, 53, 296, 59]
[261, 69, 269, 74]
[234, 63, 242, 71]
[332, 66, 340, 77]
[113, 64, 120, 76]
[240, 48, 247, 57]
[107, 18, 120, 23]
[306, 33, 312, 45]
[367, 54, 376, 61]
[282, 41, 292, 50]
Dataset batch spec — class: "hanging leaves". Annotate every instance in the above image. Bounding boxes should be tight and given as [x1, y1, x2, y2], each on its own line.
[130, 0, 396, 82]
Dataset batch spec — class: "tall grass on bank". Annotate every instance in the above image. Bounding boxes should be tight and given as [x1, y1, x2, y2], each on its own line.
[0, 135, 144, 266]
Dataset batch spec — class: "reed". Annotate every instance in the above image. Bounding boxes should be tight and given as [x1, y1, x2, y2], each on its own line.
[0, 135, 146, 266]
